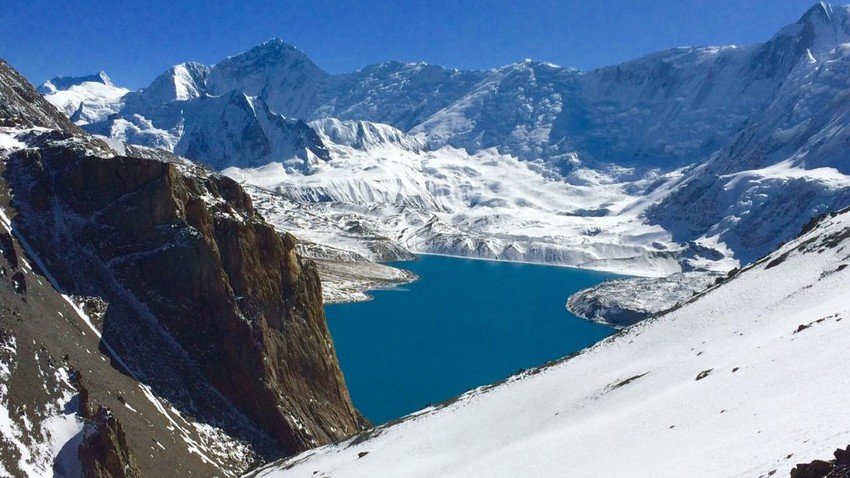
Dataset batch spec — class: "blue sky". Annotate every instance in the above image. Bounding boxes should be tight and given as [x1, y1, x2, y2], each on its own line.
[1, 0, 817, 88]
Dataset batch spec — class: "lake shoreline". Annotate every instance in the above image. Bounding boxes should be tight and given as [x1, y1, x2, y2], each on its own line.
[326, 254, 617, 424]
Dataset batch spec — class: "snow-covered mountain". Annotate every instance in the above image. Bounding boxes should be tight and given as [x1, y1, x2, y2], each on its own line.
[38, 71, 128, 125]
[207, 39, 327, 119]
[73, 42, 333, 172]
[173, 91, 330, 170]
[648, 2, 850, 264]
[126, 62, 210, 106]
[313, 61, 485, 132]
[40, 2, 850, 284]
[248, 205, 850, 478]
[224, 120, 682, 278]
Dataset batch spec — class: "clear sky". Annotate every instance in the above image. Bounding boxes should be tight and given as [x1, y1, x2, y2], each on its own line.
[1, 0, 818, 89]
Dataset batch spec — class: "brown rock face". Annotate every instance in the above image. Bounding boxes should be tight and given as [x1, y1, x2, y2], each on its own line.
[78, 407, 142, 478]
[0, 59, 80, 131]
[7, 136, 364, 454]
[0, 57, 364, 464]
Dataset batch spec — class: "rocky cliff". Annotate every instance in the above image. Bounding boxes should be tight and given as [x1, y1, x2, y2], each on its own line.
[0, 58, 364, 474]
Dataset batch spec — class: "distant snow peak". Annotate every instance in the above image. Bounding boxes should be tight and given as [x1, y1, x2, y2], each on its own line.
[783, 1, 850, 54]
[131, 62, 210, 106]
[165, 62, 209, 101]
[207, 37, 328, 118]
[37, 71, 113, 94]
[244, 37, 311, 59]
[800, 1, 835, 25]
[39, 71, 129, 126]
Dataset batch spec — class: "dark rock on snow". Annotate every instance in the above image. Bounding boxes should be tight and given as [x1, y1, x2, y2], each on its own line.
[790, 445, 850, 478]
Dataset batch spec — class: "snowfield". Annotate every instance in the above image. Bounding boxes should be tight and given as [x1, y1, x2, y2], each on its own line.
[38, 72, 128, 125]
[247, 208, 850, 478]
[224, 120, 684, 279]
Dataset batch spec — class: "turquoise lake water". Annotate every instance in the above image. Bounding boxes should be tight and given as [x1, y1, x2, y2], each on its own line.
[325, 255, 617, 425]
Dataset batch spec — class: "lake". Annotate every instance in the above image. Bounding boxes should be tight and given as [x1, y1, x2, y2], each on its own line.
[325, 255, 617, 425]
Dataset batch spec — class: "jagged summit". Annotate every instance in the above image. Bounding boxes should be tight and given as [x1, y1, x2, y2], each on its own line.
[499, 58, 568, 72]
[37, 69, 129, 126]
[223, 38, 304, 58]
[235, 37, 318, 62]
[799, 1, 840, 24]
[770, 1, 850, 54]
[205, 37, 327, 118]
[38, 70, 113, 94]
[211, 37, 327, 80]
[132, 61, 210, 104]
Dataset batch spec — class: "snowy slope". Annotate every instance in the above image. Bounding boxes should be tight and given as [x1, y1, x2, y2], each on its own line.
[224, 120, 683, 277]
[248, 207, 850, 478]
[408, 60, 577, 161]
[122, 62, 210, 111]
[39, 72, 128, 125]
[174, 91, 330, 170]
[312, 61, 485, 132]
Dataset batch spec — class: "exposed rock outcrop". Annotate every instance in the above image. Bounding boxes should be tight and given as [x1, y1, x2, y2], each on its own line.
[790, 446, 850, 478]
[0, 57, 365, 473]
[5, 136, 365, 452]
[0, 59, 80, 131]
[78, 406, 141, 478]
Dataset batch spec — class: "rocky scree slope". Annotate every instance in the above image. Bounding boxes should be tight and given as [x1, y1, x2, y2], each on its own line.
[0, 58, 365, 475]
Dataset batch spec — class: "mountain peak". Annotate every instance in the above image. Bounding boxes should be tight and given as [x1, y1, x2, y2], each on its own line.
[225, 37, 318, 66]
[498, 58, 568, 74]
[134, 61, 210, 104]
[799, 1, 835, 24]
[258, 37, 288, 48]
[38, 71, 113, 94]
[206, 38, 328, 118]
[761, 1, 850, 59]
[795, 1, 850, 31]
